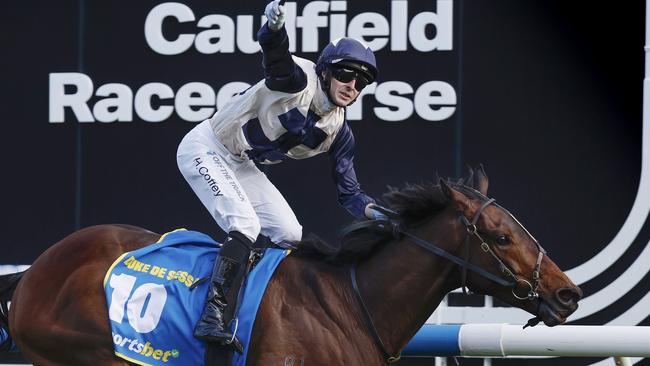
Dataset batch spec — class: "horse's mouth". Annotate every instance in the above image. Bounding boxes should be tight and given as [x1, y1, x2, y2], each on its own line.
[538, 300, 575, 326]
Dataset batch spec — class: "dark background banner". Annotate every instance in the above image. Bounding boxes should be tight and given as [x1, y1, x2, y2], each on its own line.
[1, 1, 647, 364]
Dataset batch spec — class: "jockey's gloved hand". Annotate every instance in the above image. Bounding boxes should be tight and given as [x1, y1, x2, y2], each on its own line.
[264, 0, 286, 31]
[364, 203, 396, 221]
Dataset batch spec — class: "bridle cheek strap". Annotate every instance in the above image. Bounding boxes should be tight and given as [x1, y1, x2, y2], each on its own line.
[461, 198, 496, 294]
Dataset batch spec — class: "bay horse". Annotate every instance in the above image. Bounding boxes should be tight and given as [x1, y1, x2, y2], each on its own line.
[1, 168, 581, 365]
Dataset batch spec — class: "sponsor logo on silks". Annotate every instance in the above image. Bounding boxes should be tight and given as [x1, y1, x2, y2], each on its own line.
[112, 332, 180, 363]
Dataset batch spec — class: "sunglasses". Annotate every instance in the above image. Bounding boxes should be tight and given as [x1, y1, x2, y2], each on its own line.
[328, 66, 371, 91]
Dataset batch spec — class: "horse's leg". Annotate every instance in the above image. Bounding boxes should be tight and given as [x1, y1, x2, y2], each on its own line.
[10, 225, 159, 366]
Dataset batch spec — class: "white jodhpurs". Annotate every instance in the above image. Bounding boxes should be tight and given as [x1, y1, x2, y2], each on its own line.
[177, 120, 302, 243]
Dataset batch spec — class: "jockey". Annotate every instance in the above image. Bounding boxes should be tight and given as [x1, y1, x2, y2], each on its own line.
[176, 0, 387, 348]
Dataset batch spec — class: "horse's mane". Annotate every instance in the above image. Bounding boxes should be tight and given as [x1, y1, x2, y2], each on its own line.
[296, 175, 486, 263]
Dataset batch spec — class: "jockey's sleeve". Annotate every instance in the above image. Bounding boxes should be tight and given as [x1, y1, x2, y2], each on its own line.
[328, 121, 376, 219]
[257, 23, 307, 93]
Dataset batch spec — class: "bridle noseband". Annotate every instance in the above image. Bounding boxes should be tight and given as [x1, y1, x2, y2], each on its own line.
[347, 196, 547, 364]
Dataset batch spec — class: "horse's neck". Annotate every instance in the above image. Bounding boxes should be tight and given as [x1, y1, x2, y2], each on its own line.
[356, 214, 462, 355]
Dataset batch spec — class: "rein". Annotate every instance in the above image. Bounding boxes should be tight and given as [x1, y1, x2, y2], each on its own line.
[350, 266, 401, 364]
[346, 197, 547, 363]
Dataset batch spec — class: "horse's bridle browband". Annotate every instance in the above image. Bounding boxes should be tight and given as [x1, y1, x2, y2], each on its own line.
[348, 197, 547, 363]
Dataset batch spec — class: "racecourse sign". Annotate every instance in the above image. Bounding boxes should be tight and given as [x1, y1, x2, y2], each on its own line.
[48, 74, 456, 123]
[144, 1, 453, 54]
[47, 0, 457, 124]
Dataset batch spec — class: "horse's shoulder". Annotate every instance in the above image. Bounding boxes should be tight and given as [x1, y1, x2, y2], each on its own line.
[269, 253, 348, 297]
[277, 251, 337, 272]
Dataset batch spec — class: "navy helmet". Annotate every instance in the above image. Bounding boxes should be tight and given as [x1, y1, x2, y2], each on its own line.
[316, 38, 378, 85]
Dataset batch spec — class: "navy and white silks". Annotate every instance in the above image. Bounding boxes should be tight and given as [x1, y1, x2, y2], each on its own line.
[177, 24, 374, 243]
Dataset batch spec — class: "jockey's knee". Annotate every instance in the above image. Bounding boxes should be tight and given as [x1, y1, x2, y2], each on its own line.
[232, 218, 261, 243]
[266, 221, 302, 243]
[284, 223, 302, 242]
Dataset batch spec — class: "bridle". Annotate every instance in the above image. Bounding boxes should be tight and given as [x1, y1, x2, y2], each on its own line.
[347, 196, 547, 364]
[458, 198, 546, 302]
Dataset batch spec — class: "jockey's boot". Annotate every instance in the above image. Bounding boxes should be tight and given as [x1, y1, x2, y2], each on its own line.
[194, 231, 252, 351]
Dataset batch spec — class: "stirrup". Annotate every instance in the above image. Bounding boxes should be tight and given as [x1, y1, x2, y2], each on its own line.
[226, 335, 244, 354]
[224, 318, 243, 354]
[225, 318, 239, 346]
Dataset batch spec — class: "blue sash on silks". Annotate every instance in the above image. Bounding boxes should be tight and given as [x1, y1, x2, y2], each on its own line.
[103, 229, 288, 366]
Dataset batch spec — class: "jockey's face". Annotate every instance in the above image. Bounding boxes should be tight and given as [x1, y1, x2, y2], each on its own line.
[328, 75, 360, 107]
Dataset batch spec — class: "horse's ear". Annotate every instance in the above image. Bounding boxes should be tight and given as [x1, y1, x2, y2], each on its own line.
[476, 164, 489, 195]
[440, 178, 470, 211]
[465, 165, 475, 187]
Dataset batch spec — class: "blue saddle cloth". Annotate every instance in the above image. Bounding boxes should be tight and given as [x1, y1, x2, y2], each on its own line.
[103, 229, 288, 366]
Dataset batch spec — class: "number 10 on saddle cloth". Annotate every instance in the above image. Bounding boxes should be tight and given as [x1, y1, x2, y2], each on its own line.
[103, 229, 288, 366]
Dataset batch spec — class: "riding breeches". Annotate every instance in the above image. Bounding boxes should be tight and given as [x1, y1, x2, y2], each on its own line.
[177, 120, 302, 243]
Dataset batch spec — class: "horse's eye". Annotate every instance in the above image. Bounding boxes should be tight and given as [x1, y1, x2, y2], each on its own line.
[495, 235, 510, 245]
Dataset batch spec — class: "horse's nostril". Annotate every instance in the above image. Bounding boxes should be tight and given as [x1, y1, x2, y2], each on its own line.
[556, 287, 582, 305]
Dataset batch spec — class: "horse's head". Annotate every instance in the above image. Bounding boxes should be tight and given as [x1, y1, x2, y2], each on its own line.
[438, 167, 582, 326]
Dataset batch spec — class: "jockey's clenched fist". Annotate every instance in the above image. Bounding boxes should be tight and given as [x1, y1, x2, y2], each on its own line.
[265, 0, 286, 31]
